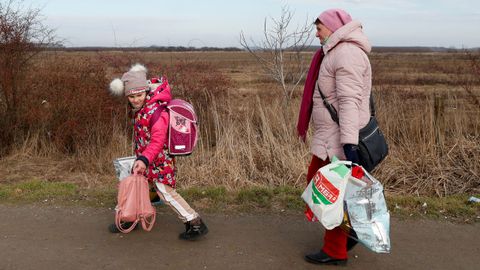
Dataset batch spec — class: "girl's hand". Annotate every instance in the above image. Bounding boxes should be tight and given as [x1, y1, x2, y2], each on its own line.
[132, 160, 147, 175]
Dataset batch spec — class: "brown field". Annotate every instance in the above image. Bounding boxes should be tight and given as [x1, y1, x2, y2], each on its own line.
[0, 50, 479, 197]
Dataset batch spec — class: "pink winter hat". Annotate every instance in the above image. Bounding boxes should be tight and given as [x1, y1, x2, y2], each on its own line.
[317, 9, 352, 32]
[109, 64, 149, 96]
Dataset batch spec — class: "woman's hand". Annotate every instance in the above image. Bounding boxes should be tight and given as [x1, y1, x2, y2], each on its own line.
[343, 144, 360, 164]
[132, 160, 147, 175]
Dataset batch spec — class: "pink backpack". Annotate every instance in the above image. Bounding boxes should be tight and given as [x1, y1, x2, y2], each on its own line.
[115, 174, 156, 233]
[167, 99, 198, 155]
[151, 99, 198, 156]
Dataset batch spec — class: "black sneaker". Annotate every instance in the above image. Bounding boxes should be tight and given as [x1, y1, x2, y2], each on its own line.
[108, 222, 138, 233]
[179, 218, 209, 240]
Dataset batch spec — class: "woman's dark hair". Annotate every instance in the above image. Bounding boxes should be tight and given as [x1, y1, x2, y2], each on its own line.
[314, 18, 322, 25]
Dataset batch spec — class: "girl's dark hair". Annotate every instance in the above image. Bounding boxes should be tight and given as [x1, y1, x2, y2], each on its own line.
[314, 18, 322, 25]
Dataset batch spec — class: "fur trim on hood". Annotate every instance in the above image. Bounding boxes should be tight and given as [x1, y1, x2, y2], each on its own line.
[146, 77, 172, 105]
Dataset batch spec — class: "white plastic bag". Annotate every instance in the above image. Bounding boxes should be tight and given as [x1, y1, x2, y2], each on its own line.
[344, 167, 391, 253]
[301, 159, 351, 229]
[113, 156, 136, 181]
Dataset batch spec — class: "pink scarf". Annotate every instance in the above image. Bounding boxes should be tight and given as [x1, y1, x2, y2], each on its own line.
[297, 49, 325, 142]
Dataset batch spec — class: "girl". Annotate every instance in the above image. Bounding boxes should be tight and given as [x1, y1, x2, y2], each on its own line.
[108, 64, 208, 240]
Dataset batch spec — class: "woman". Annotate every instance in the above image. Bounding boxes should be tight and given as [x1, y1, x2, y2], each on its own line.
[297, 9, 372, 265]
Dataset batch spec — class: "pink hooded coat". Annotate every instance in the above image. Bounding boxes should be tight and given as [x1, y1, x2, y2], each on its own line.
[134, 78, 175, 186]
[311, 20, 372, 160]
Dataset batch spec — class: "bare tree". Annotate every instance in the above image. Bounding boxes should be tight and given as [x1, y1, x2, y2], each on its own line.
[0, 0, 59, 120]
[240, 6, 314, 103]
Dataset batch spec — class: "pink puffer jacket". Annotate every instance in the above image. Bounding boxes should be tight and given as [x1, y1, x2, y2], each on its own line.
[136, 78, 172, 164]
[311, 20, 372, 161]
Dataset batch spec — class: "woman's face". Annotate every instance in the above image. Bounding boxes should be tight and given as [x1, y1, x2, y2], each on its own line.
[127, 92, 147, 109]
[315, 22, 333, 45]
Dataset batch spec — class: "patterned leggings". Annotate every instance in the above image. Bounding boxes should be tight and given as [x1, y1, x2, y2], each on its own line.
[154, 182, 199, 223]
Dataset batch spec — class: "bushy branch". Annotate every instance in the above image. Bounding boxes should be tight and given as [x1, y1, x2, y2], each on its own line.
[0, 0, 59, 114]
[239, 5, 314, 103]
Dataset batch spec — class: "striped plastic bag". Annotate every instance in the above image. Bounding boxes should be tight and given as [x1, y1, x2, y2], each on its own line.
[301, 159, 351, 230]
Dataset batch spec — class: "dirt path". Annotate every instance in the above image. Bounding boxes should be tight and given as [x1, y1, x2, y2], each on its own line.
[0, 204, 478, 270]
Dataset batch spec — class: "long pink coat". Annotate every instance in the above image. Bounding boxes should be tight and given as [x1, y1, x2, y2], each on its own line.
[311, 20, 372, 161]
[134, 78, 176, 186]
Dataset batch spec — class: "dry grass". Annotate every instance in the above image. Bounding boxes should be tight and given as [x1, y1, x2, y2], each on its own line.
[374, 87, 480, 196]
[0, 51, 479, 197]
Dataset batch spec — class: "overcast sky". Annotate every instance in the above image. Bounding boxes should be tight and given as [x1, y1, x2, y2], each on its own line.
[19, 0, 480, 48]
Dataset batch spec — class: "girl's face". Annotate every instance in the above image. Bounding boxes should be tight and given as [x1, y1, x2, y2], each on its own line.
[315, 23, 333, 45]
[127, 92, 147, 109]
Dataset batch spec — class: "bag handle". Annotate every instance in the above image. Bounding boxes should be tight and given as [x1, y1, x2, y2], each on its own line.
[140, 213, 156, 231]
[328, 160, 352, 167]
[138, 175, 156, 231]
[316, 82, 375, 125]
[149, 103, 168, 130]
[115, 210, 139, 233]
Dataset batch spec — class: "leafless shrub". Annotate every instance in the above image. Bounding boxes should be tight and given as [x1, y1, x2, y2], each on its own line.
[0, 0, 59, 112]
[0, 0, 59, 151]
[240, 5, 314, 104]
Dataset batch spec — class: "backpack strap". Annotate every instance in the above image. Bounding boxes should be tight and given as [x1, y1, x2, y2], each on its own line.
[149, 103, 168, 130]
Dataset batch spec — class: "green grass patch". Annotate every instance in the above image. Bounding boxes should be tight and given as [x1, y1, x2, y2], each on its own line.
[0, 179, 78, 203]
[178, 186, 227, 202]
[269, 186, 305, 210]
[177, 186, 229, 211]
[80, 186, 117, 207]
[387, 194, 480, 222]
[236, 187, 274, 207]
[0, 180, 478, 222]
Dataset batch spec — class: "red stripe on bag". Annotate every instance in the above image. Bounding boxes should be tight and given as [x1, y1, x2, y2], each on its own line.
[314, 172, 340, 203]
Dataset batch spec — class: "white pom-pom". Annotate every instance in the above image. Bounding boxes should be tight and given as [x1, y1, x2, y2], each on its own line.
[109, 78, 124, 96]
[130, 63, 147, 73]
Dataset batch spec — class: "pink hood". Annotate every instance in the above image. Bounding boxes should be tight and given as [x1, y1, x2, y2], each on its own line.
[322, 20, 371, 54]
[146, 77, 172, 105]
